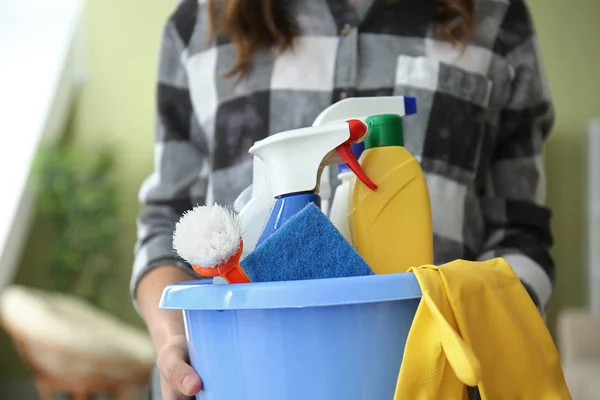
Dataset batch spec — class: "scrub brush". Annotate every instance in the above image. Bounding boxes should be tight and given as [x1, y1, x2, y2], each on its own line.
[173, 205, 250, 284]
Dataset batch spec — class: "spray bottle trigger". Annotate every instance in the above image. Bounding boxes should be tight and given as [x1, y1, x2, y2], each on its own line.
[336, 144, 378, 191]
[335, 119, 378, 191]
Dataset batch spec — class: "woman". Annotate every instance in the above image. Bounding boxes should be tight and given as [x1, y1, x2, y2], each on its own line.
[132, 0, 555, 398]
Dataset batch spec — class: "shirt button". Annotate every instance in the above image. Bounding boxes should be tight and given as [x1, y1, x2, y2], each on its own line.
[340, 23, 352, 36]
[339, 91, 348, 100]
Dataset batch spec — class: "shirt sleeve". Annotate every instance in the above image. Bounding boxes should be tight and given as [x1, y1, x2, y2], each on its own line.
[477, 0, 555, 311]
[130, 17, 208, 309]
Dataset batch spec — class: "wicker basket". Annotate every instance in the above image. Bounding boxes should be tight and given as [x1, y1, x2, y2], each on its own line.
[3, 321, 153, 381]
[0, 286, 155, 399]
[3, 321, 152, 397]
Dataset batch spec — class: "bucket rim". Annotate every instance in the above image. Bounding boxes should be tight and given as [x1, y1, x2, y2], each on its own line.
[159, 272, 422, 311]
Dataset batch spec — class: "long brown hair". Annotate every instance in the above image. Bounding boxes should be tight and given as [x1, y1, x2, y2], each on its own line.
[208, 0, 475, 80]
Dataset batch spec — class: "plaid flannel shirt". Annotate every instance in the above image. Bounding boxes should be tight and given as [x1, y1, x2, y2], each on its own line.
[133, 0, 555, 311]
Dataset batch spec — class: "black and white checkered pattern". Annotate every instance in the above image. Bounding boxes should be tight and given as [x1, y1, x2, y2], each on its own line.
[133, 0, 555, 312]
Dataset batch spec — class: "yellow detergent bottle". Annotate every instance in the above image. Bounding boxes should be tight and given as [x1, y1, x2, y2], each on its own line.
[349, 114, 433, 274]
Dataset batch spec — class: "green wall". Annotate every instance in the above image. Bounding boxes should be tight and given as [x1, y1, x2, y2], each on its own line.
[1, 0, 598, 380]
[67, 0, 175, 322]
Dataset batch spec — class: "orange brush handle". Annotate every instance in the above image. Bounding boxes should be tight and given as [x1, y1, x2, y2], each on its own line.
[191, 241, 250, 284]
[222, 264, 250, 284]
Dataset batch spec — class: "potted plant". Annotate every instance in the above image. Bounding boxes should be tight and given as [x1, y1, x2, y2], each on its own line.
[32, 139, 120, 308]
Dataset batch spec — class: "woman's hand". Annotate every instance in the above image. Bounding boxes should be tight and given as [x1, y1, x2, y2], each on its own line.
[157, 334, 202, 399]
[136, 265, 203, 399]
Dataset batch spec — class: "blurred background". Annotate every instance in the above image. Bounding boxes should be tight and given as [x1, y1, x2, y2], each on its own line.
[0, 0, 599, 398]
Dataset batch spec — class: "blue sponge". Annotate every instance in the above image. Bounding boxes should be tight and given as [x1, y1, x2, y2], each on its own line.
[240, 203, 374, 282]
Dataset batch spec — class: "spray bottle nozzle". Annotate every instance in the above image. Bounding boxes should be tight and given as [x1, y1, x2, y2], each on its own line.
[346, 119, 368, 142]
[335, 119, 378, 191]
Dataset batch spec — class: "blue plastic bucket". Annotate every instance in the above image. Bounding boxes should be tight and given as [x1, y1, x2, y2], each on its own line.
[160, 273, 421, 400]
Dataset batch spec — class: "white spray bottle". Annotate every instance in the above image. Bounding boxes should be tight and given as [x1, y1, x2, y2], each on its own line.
[236, 156, 275, 258]
[249, 120, 378, 246]
[328, 142, 365, 243]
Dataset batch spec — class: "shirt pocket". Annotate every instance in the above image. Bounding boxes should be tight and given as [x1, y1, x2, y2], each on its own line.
[393, 55, 493, 181]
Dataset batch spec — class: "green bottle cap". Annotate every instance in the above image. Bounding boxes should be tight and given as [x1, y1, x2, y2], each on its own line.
[364, 114, 404, 149]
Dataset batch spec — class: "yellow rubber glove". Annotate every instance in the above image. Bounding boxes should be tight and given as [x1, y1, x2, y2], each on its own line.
[394, 265, 480, 400]
[394, 258, 571, 400]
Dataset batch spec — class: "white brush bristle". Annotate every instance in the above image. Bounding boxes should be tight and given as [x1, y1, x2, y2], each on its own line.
[173, 204, 243, 268]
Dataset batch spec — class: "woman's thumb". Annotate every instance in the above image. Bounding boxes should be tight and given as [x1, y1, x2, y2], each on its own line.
[157, 345, 202, 396]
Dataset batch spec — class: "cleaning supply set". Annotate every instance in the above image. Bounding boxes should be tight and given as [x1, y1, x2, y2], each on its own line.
[173, 96, 426, 284]
[161, 95, 571, 400]
[230, 95, 420, 256]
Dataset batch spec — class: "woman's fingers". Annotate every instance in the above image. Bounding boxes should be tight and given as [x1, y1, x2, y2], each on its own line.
[157, 342, 203, 398]
[161, 374, 188, 400]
